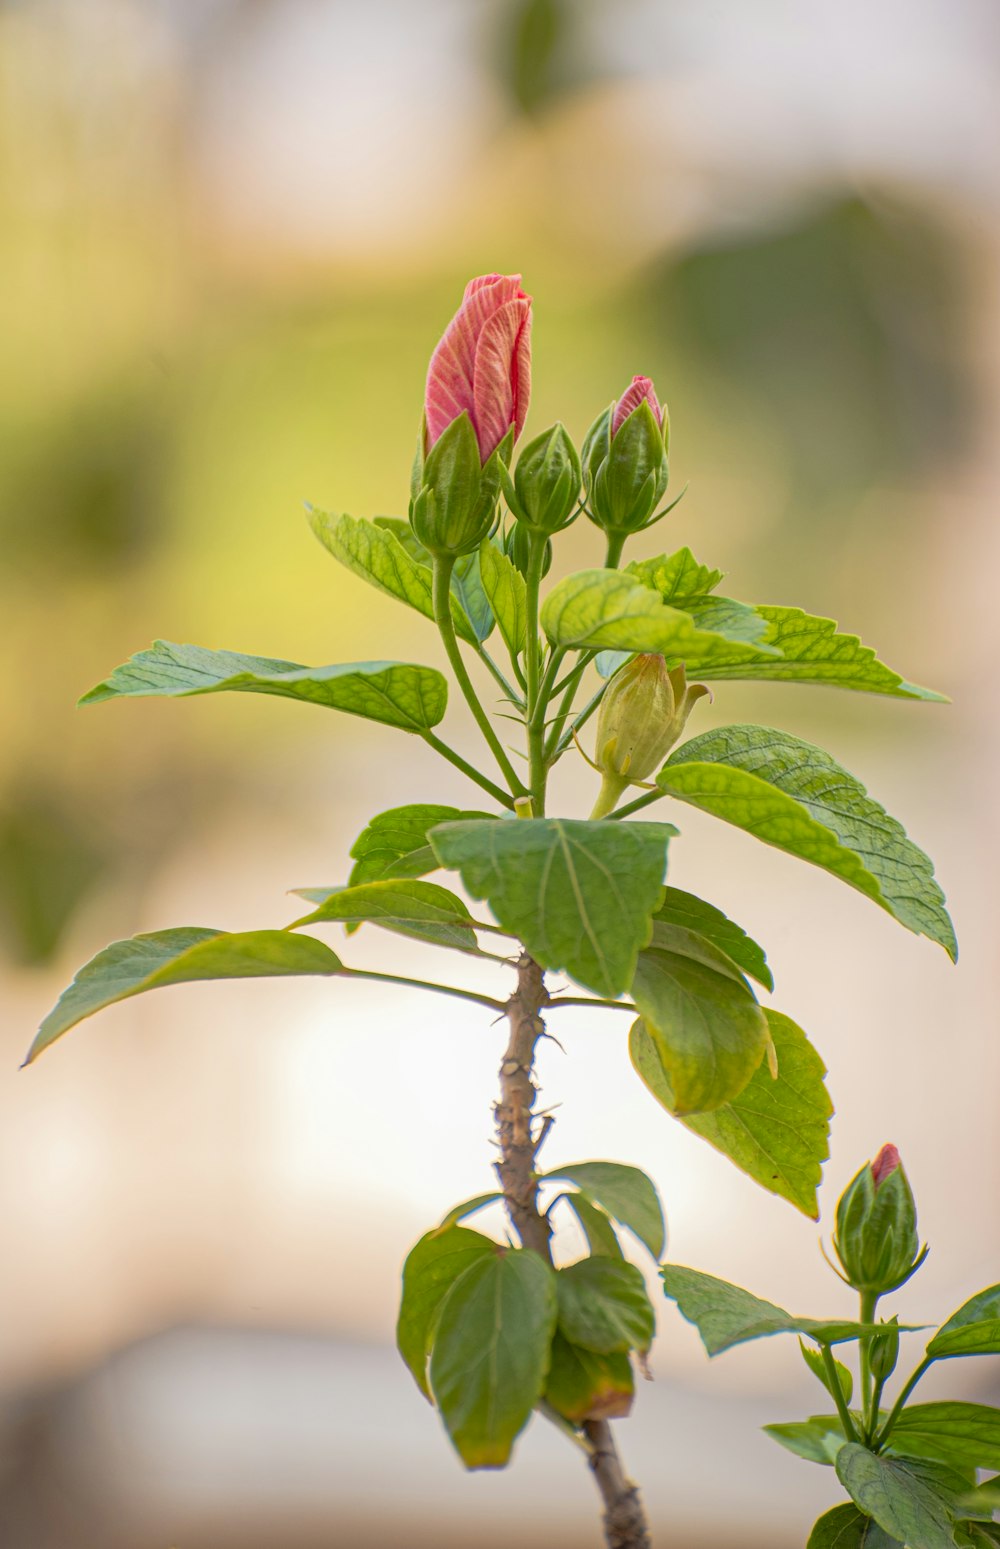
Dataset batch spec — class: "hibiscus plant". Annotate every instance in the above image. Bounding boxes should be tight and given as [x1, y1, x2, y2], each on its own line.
[27, 273, 986, 1549]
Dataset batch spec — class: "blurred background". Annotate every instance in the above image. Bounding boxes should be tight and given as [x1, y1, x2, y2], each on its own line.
[1, 0, 998, 1544]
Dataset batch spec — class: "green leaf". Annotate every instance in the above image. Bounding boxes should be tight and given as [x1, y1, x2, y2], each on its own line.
[544, 1332, 634, 1424]
[836, 1444, 965, 1549]
[626, 551, 771, 647]
[429, 817, 677, 998]
[928, 1287, 1000, 1359]
[634, 1009, 831, 1218]
[630, 930, 769, 1114]
[890, 1404, 1000, 1473]
[561, 1192, 623, 1260]
[763, 1414, 846, 1465]
[680, 603, 946, 700]
[658, 725, 957, 960]
[541, 569, 782, 660]
[25, 928, 343, 1063]
[801, 1337, 854, 1407]
[373, 517, 495, 643]
[309, 509, 479, 645]
[654, 887, 773, 991]
[82, 641, 448, 733]
[479, 539, 528, 659]
[436, 1194, 502, 1231]
[289, 878, 482, 954]
[429, 1247, 558, 1468]
[807, 1503, 903, 1548]
[954, 1524, 1000, 1548]
[347, 804, 496, 888]
[542, 1161, 665, 1261]
[396, 1226, 496, 1399]
[556, 1257, 655, 1354]
[660, 1265, 917, 1355]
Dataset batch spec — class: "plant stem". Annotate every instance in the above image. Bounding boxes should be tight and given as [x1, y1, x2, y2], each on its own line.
[476, 642, 526, 706]
[522, 534, 550, 814]
[496, 952, 652, 1549]
[547, 996, 636, 1013]
[873, 1357, 934, 1450]
[605, 787, 666, 820]
[604, 532, 626, 568]
[419, 730, 515, 809]
[345, 968, 505, 1013]
[859, 1290, 878, 1426]
[551, 680, 610, 760]
[432, 555, 527, 799]
[821, 1345, 861, 1444]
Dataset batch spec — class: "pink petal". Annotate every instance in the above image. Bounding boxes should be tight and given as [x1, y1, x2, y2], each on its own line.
[871, 1143, 901, 1190]
[425, 275, 528, 452]
[611, 374, 662, 438]
[472, 296, 532, 460]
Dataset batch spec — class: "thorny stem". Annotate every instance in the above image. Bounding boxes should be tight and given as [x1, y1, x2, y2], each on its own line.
[496, 952, 652, 1549]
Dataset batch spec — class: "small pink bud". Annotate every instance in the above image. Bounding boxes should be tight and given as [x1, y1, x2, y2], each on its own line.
[611, 375, 663, 439]
[871, 1143, 901, 1190]
[425, 273, 532, 463]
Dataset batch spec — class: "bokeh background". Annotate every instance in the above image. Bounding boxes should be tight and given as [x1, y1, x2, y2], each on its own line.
[1, 1, 998, 1545]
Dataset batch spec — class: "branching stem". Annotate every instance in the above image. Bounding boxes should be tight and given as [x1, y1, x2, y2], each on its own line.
[345, 968, 504, 1013]
[420, 730, 515, 809]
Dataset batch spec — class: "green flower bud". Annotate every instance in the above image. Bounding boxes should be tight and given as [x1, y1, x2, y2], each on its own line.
[410, 415, 510, 558]
[583, 377, 671, 539]
[833, 1145, 924, 1295]
[502, 521, 552, 579]
[506, 422, 582, 535]
[589, 655, 709, 818]
[869, 1317, 900, 1384]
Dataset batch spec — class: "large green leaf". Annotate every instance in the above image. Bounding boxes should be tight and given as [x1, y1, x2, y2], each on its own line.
[632, 1009, 832, 1218]
[541, 1161, 665, 1261]
[627, 550, 770, 647]
[630, 927, 769, 1113]
[309, 509, 480, 645]
[658, 725, 957, 959]
[543, 1332, 634, 1424]
[373, 517, 494, 643]
[396, 1226, 496, 1399]
[556, 1258, 655, 1355]
[928, 1287, 1000, 1359]
[429, 1247, 558, 1468]
[654, 887, 773, 991]
[836, 1444, 965, 1549]
[890, 1404, 1000, 1473]
[25, 928, 343, 1063]
[808, 1504, 903, 1548]
[660, 1265, 916, 1355]
[289, 878, 482, 954]
[81, 641, 448, 733]
[429, 817, 677, 997]
[764, 1414, 847, 1466]
[540, 569, 781, 660]
[561, 1192, 623, 1260]
[347, 804, 496, 888]
[681, 603, 946, 700]
[478, 540, 528, 660]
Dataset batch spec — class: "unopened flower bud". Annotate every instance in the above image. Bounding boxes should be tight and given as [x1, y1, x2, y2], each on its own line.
[589, 655, 708, 818]
[869, 1317, 900, 1384]
[502, 422, 581, 535]
[833, 1145, 924, 1295]
[502, 521, 552, 579]
[584, 376, 670, 539]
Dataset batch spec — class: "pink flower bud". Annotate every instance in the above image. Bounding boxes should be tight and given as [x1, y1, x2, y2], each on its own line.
[425, 273, 532, 464]
[611, 375, 663, 439]
[871, 1143, 901, 1190]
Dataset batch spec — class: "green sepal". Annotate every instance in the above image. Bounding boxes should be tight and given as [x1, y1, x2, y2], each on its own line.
[412, 411, 492, 557]
[590, 400, 669, 536]
[511, 421, 582, 534]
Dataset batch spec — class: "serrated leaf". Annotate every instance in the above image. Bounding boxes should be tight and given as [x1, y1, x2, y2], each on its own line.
[928, 1286, 1000, 1359]
[889, 1403, 1000, 1473]
[348, 803, 497, 889]
[630, 930, 769, 1114]
[561, 1192, 623, 1260]
[658, 725, 957, 960]
[289, 878, 482, 954]
[681, 603, 946, 700]
[429, 1247, 558, 1468]
[801, 1338, 854, 1407]
[396, 1226, 496, 1399]
[479, 540, 528, 659]
[556, 1258, 655, 1354]
[627, 551, 770, 647]
[25, 928, 343, 1063]
[764, 1414, 847, 1465]
[82, 641, 448, 733]
[654, 887, 773, 990]
[309, 509, 480, 645]
[540, 569, 781, 659]
[544, 1332, 634, 1424]
[660, 1264, 918, 1355]
[836, 1444, 965, 1549]
[429, 817, 677, 998]
[807, 1503, 903, 1548]
[542, 1161, 665, 1261]
[633, 1009, 831, 1218]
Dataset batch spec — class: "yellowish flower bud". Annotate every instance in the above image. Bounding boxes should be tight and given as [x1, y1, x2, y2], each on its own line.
[589, 655, 709, 818]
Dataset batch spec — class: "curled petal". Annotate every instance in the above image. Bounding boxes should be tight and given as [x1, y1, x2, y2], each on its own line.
[871, 1143, 902, 1190]
[425, 273, 532, 458]
[611, 375, 662, 438]
[472, 296, 532, 460]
